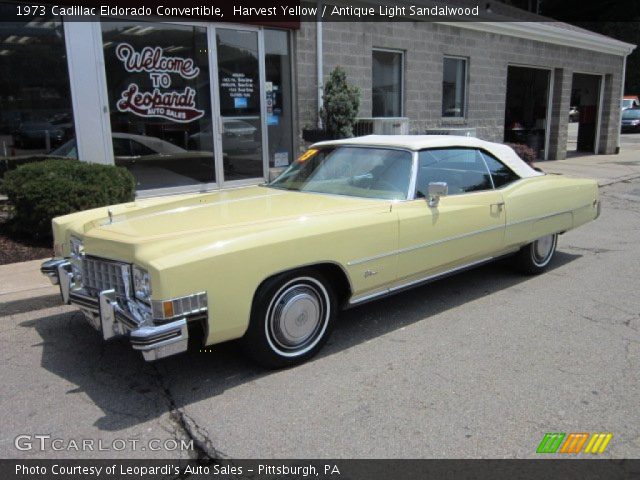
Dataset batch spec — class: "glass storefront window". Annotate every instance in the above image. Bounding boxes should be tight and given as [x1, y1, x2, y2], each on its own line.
[101, 21, 214, 191]
[0, 5, 75, 161]
[264, 29, 293, 171]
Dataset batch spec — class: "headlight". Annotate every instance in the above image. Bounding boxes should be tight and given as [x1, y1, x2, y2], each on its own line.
[133, 266, 152, 303]
[69, 236, 84, 283]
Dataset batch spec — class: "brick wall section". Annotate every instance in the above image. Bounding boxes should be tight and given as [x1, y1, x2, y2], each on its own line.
[548, 68, 571, 160]
[295, 21, 625, 159]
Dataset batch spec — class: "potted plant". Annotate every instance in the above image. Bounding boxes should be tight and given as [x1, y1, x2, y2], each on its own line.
[302, 66, 360, 142]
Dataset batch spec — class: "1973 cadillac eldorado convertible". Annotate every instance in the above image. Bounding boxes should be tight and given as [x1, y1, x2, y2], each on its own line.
[41, 136, 600, 367]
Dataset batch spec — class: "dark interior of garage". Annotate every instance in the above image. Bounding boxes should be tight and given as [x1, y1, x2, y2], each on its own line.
[503, 66, 550, 160]
[570, 73, 601, 154]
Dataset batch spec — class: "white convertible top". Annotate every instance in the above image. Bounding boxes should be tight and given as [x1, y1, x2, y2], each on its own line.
[312, 135, 543, 179]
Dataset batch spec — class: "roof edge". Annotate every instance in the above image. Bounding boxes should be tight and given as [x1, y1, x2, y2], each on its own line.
[439, 21, 636, 56]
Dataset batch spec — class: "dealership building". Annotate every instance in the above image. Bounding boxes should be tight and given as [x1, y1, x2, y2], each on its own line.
[0, 1, 635, 196]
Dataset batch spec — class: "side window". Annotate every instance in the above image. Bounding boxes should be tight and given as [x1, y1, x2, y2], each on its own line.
[480, 151, 520, 188]
[112, 138, 132, 157]
[416, 148, 493, 196]
[130, 140, 156, 157]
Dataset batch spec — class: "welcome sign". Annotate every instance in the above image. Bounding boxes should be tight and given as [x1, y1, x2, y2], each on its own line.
[114, 42, 205, 123]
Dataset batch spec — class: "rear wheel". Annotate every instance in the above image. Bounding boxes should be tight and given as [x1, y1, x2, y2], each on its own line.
[512, 233, 558, 275]
[242, 270, 336, 368]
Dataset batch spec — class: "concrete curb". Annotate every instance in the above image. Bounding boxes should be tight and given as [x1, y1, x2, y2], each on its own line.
[0, 258, 58, 304]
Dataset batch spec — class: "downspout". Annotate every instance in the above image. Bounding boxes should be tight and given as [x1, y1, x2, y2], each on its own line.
[616, 52, 629, 154]
[317, 0, 324, 129]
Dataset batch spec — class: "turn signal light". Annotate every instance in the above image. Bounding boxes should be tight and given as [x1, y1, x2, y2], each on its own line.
[162, 301, 174, 319]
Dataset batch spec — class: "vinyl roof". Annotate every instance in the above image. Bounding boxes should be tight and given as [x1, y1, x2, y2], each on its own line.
[315, 134, 501, 150]
[311, 135, 544, 178]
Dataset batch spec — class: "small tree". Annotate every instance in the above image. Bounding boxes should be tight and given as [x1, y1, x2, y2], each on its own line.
[321, 66, 360, 139]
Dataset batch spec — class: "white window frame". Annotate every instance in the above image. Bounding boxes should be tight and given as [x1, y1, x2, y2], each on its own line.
[442, 55, 468, 119]
[372, 48, 405, 118]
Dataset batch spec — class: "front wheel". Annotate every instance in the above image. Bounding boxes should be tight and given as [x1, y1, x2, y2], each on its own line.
[512, 233, 558, 275]
[242, 271, 336, 368]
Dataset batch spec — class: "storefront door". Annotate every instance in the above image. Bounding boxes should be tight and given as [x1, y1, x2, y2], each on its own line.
[213, 27, 266, 186]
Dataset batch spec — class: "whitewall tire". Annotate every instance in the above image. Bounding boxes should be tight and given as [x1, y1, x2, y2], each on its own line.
[242, 270, 336, 368]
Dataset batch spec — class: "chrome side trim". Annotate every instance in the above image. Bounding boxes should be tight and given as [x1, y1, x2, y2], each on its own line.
[349, 255, 503, 306]
[347, 223, 504, 266]
[347, 204, 592, 267]
[503, 204, 589, 227]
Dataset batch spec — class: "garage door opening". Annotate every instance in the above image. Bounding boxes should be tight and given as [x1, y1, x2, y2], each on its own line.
[568, 73, 602, 155]
[504, 66, 551, 160]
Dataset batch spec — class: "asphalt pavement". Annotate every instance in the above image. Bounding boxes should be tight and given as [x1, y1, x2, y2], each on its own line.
[1, 141, 639, 459]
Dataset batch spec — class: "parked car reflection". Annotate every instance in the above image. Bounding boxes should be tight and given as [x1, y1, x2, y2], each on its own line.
[189, 118, 261, 154]
[52, 132, 215, 189]
[622, 95, 639, 110]
[621, 108, 640, 133]
[14, 122, 65, 149]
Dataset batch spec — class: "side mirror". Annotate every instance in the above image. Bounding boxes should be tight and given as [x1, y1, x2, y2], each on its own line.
[427, 182, 448, 207]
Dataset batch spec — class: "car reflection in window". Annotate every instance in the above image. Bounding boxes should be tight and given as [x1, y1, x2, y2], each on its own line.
[51, 132, 215, 189]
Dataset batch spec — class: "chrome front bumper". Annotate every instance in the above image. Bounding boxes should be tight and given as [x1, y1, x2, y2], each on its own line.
[41, 259, 193, 361]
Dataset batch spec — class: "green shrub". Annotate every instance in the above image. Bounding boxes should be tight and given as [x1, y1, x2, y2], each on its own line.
[0, 155, 68, 179]
[320, 66, 361, 139]
[1, 159, 135, 239]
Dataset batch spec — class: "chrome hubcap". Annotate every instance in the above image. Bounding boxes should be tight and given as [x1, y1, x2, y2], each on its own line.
[533, 234, 555, 264]
[269, 283, 324, 351]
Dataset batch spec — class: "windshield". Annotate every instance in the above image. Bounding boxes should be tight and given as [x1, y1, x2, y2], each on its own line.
[269, 146, 413, 200]
[623, 99, 635, 108]
[622, 109, 640, 119]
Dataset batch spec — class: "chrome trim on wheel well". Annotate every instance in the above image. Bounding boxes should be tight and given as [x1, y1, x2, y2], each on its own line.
[255, 262, 353, 310]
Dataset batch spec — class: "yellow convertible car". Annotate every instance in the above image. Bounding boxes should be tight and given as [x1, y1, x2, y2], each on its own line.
[41, 136, 600, 367]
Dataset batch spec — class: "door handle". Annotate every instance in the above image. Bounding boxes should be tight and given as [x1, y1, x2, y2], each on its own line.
[491, 202, 505, 212]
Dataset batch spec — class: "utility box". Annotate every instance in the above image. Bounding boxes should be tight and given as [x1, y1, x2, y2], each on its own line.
[355, 118, 410, 136]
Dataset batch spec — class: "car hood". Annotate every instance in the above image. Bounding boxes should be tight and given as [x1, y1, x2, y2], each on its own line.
[78, 186, 389, 260]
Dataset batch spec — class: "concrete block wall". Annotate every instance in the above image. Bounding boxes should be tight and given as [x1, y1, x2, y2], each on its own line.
[295, 21, 625, 159]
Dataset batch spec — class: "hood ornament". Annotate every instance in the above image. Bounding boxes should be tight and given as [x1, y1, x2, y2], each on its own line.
[107, 209, 113, 224]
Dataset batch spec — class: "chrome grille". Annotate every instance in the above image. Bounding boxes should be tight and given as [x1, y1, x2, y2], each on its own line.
[82, 256, 131, 298]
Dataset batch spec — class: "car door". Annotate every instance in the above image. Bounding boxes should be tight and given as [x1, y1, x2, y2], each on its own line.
[394, 148, 506, 284]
